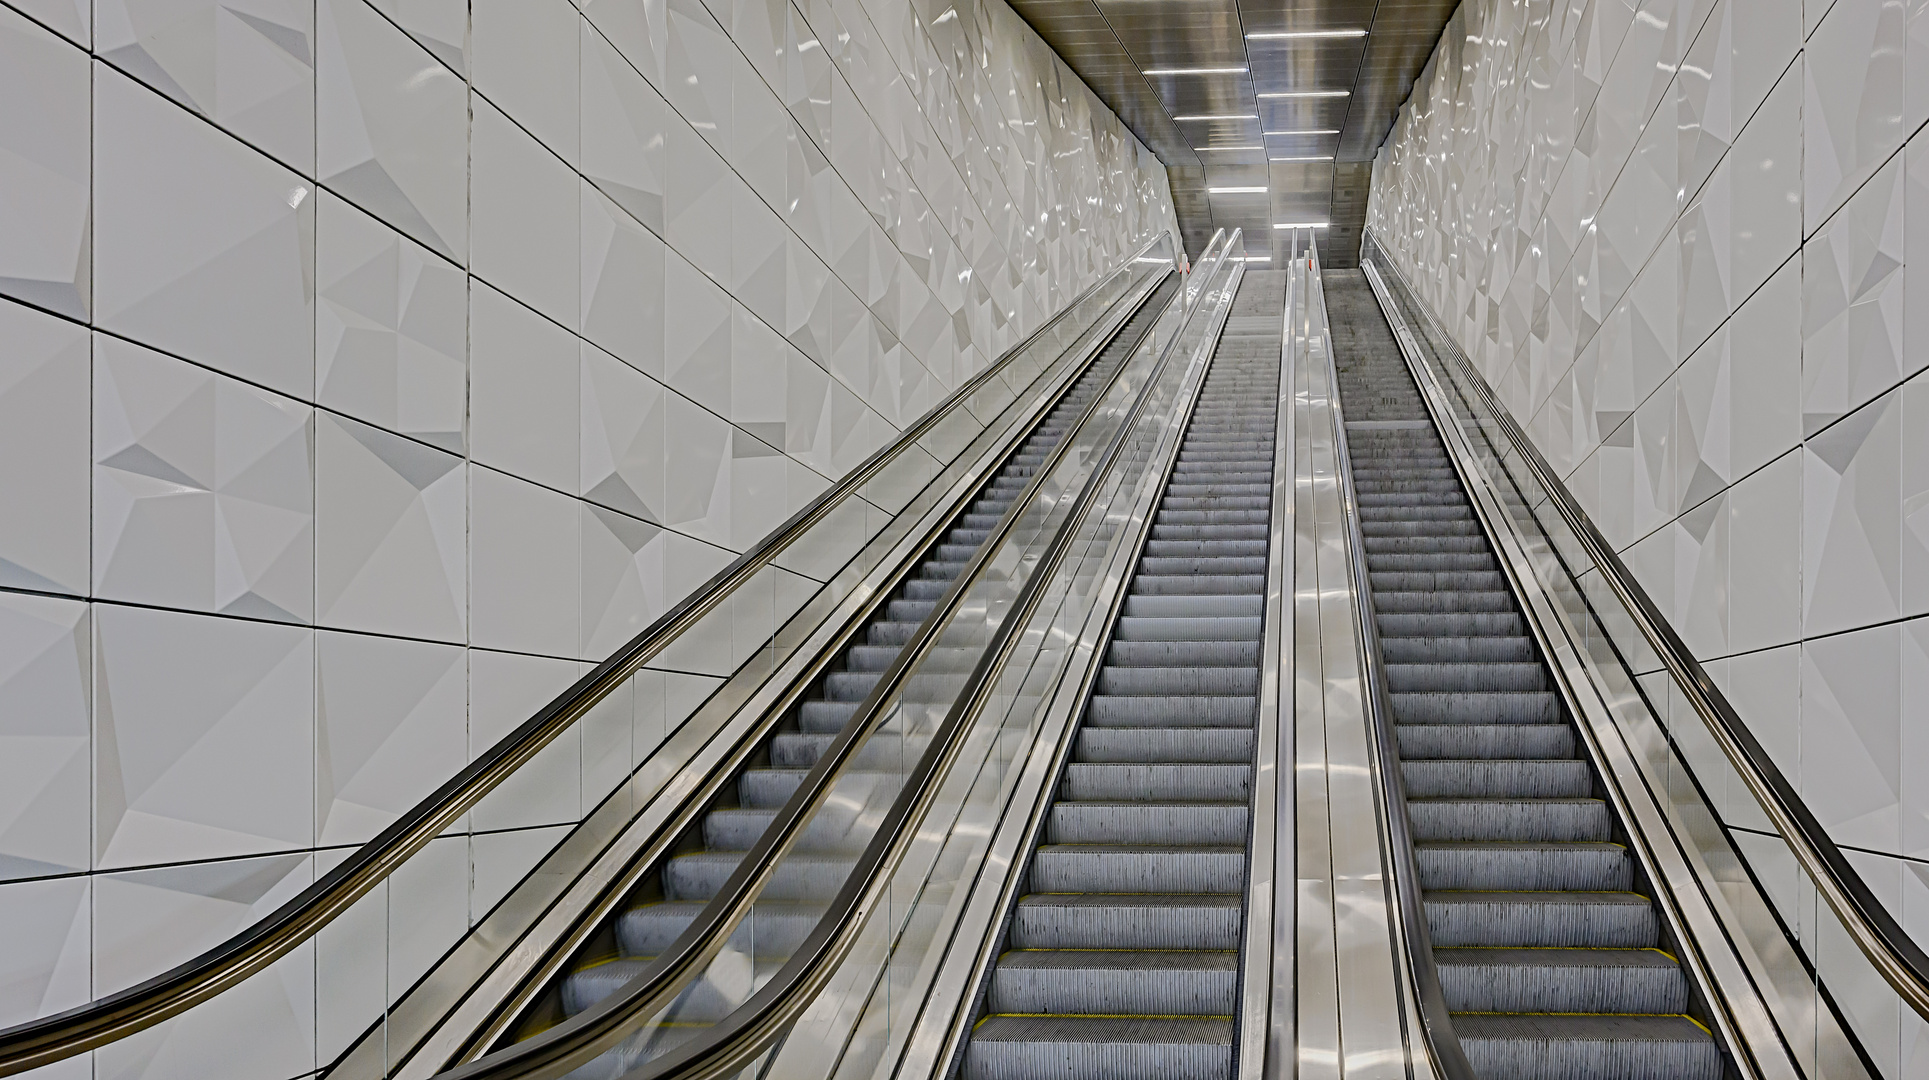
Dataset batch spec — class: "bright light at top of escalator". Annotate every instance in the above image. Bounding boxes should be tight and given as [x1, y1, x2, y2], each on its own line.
[1246, 28, 1367, 39]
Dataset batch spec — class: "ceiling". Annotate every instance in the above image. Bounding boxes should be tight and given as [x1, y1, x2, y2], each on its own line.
[1014, 0, 1458, 267]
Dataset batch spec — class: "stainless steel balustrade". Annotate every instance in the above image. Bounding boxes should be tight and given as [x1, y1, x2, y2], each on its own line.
[1359, 226, 1929, 1080]
[0, 234, 1179, 1080]
[492, 234, 1246, 1080]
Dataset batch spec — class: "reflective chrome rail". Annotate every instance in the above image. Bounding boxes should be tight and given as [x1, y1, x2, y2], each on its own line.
[0, 233, 1180, 1078]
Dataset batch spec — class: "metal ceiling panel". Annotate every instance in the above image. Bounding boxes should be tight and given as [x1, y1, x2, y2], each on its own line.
[1003, 0, 1455, 267]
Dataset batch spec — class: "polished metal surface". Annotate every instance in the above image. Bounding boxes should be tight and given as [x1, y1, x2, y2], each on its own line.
[0, 235, 1176, 1080]
[1003, 0, 1456, 265]
[1356, 231, 1913, 1080]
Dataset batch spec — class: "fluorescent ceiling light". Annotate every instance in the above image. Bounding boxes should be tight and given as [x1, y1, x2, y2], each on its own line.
[1144, 66, 1247, 75]
[1247, 28, 1367, 39]
[1264, 129, 1339, 136]
[1270, 155, 1335, 162]
[1194, 145, 1264, 151]
[1273, 221, 1331, 228]
[1208, 186, 1269, 194]
[1172, 114, 1258, 121]
[1234, 255, 1272, 262]
[1258, 89, 1351, 98]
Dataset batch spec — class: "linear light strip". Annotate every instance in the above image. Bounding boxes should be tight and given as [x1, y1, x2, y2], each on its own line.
[1273, 221, 1330, 228]
[1208, 186, 1269, 194]
[1144, 66, 1247, 75]
[1172, 114, 1258, 122]
[1246, 28, 1367, 39]
[1257, 89, 1351, 99]
[1271, 155, 1334, 162]
[1264, 129, 1339, 136]
[1194, 145, 1265, 151]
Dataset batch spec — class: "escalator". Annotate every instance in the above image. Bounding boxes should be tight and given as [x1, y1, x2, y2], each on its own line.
[962, 272, 1284, 1080]
[540, 275, 1184, 1046]
[1326, 269, 1719, 1078]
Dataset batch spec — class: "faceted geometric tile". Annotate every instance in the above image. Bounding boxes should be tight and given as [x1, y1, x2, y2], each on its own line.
[472, 0, 579, 165]
[94, 64, 315, 400]
[0, 6, 89, 319]
[1804, 390, 1903, 638]
[316, 192, 466, 453]
[581, 184, 667, 379]
[315, 631, 464, 846]
[468, 650, 580, 832]
[7, 0, 89, 45]
[1905, 620, 1929, 859]
[581, 21, 669, 234]
[581, 342, 666, 523]
[93, 336, 314, 623]
[0, 594, 89, 881]
[581, 503, 668, 659]
[317, 0, 468, 263]
[471, 96, 580, 332]
[1805, 0, 1908, 233]
[469, 466, 581, 658]
[662, 391, 732, 548]
[1803, 153, 1905, 436]
[0, 876, 88, 1024]
[1728, 451, 1805, 654]
[729, 428, 789, 551]
[365, 0, 466, 74]
[578, 0, 666, 88]
[0, 300, 89, 594]
[315, 412, 464, 641]
[94, 853, 314, 1080]
[93, 605, 313, 868]
[663, 249, 732, 414]
[1802, 623, 1902, 853]
[96, 0, 315, 173]
[471, 824, 571, 924]
[470, 282, 580, 493]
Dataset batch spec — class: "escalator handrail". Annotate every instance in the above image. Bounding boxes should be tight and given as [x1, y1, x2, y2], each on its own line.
[0, 233, 1179, 1079]
[434, 266, 1199, 1080]
[1358, 229, 1929, 1022]
[1309, 242, 1476, 1080]
[607, 234, 1240, 1080]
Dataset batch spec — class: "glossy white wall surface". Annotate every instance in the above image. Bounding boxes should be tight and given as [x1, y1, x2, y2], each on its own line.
[1366, 0, 1929, 957]
[0, 0, 1176, 1071]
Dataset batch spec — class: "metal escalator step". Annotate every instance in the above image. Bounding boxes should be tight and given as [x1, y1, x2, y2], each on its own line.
[661, 851, 856, 902]
[1111, 615, 1262, 642]
[1076, 727, 1255, 763]
[615, 899, 822, 957]
[1121, 594, 1263, 618]
[1130, 573, 1267, 595]
[1046, 801, 1249, 844]
[1094, 666, 1260, 697]
[1396, 724, 1575, 759]
[1011, 894, 1242, 950]
[1083, 695, 1257, 727]
[1415, 841, 1631, 891]
[1390, 691, 1562, 724]
[988, 950, 1237, 1014]
[1450, 1013, 1720, 1080]
[1400, 759, 1590, 797]
[1379, 635, 1533, 663]
[964, 1015, 1232, 1080]
[1105, 640, 1261, 667]
[1029, 845, 1247, 893]
[1435, 948, 1688, 1013]
[1406, 798, 1613, 842]
[1424, 891, 1659, 948]
[1060, 762, 1253, 801]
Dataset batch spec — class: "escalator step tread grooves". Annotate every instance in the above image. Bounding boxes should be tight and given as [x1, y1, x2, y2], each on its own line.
[553, 278, 1183, 1029]
[965, 271, 1285, 1080]
[1326, 269, 1720, 1080]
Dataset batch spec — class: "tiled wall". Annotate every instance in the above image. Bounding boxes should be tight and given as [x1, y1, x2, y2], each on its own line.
[1367, 0, 1929, 937]
[0, 0, 1175, 1072]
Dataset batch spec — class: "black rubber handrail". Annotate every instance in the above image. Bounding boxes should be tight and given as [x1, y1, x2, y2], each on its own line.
[0, 233, 1178, 1078]
[600, 234, 1239, 1080]
[430, 259, 1202, 1080]
[1306, 239, 1478, 1080]
[1358, 229, 1929, 1021]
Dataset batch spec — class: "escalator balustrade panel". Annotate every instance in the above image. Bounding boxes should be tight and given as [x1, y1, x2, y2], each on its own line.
[548, 278, 1184, 1053]
[1326, 270, 1720, 1080]
[964, 272, 1284, 1080]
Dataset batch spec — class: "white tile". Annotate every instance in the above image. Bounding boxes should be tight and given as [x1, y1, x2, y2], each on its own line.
[94, 854, 315, 1080]
[1902, 618, 1929, 858]
[7, 0, 88, 45]
[1726, 256, 1803, 478]
[1802, 622, 1902, 853]
[662, 247, 734, 414]
[0, 300, 89, 594]
[471, 97, 581, 332]
[0, 594, 89, 881]
[317, 0, 469, 264]
[469, 466, 582, 657]
[0, 5, 89, 319]
[469, 282, 581, 493]
[316, 413, 465, 640]
[1805, 0, 1910, 233]
[0, 876, 88, 1023]
[315, 192, 467, 454]
[1803, 151, 1906, 435]
[364, 0, 466, 75]
[473, 0, 580, 165]
[93, 336, 316, 623]
[93, 606, 314, 868]
[581, 342, 667, 523]
[581, 20, 670, 235]
[96, 0, 314, 173]
[662, 390, 734, 547]
[467, 650, 581, 833]
[581, 184, 667, 379]
[1728, 451, 1805, 653]
[94, 63, 316, 399]
[470, 824, 571, 924]
[314, 631, 465, 846]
